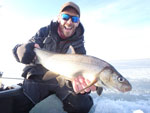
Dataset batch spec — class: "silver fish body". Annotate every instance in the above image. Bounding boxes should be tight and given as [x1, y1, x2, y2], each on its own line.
[34, 48, 132, 93]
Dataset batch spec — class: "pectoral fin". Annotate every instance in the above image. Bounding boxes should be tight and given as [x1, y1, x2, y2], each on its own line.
[76, 78, 98, 94]
[96, 87, 103, 96]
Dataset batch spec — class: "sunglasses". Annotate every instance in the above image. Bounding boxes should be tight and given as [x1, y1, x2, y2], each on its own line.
[61, 14, 79, 23]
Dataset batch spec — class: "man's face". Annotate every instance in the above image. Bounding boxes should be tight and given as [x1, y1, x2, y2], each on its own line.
[58, 8, 80, 38]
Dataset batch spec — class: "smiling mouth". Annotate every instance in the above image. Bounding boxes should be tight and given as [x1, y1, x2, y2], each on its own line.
[64, 26, 72, 30]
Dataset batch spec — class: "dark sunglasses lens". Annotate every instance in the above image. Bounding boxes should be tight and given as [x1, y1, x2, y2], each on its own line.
[72, 16, 79, 23]
[61, 14, 70, 20]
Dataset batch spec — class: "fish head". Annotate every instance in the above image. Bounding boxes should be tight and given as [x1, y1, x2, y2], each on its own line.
[98, 66, 132, 93]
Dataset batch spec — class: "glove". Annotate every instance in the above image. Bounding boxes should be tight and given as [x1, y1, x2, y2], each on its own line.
[17, 43, 36, 64]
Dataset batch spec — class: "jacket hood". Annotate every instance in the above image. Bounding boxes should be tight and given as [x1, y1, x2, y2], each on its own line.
[75, 22, 84, 38]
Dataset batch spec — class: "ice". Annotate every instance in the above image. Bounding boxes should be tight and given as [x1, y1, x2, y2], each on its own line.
[133, 110, 144, 113]
[90, 95, 150, 113]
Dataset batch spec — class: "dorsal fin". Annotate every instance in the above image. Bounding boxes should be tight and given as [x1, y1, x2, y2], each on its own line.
[66, 45, 76, 54]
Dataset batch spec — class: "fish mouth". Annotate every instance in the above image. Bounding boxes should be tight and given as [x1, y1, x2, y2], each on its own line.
[103, 81, 132, 93]
[118, 84, 132, 93]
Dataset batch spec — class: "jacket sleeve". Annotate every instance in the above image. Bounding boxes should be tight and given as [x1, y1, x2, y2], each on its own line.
[12, 25, 50, 63]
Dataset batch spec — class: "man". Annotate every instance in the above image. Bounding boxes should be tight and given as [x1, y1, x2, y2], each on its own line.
[13, 2, 98, 113]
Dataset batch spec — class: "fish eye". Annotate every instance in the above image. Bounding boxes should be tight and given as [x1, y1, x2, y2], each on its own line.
[117, 77, 124, 82]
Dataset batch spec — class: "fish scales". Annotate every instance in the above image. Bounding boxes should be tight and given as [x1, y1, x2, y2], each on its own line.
[34, 47, 132, 93]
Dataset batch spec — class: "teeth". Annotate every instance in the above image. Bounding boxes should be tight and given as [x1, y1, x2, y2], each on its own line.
[65, 26, 72, 30]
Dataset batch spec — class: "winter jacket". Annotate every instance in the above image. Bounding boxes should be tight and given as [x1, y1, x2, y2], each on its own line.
[12, 20, 94, 113]
[13, 20, 86, 79]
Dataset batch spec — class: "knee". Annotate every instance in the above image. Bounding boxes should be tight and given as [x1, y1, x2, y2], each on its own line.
[74, 99, 93, 113]
[63, 94, 93, 113]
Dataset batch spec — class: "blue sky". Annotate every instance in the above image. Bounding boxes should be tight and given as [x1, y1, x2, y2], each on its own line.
[0, 0, 150, 75]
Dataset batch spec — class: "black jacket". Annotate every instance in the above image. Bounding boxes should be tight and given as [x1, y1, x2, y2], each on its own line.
[13, 20, 86, 79]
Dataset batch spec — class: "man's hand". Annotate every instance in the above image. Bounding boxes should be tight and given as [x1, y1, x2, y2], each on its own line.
[34, 43, 40, 48]
[72, 75, 96, 94]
